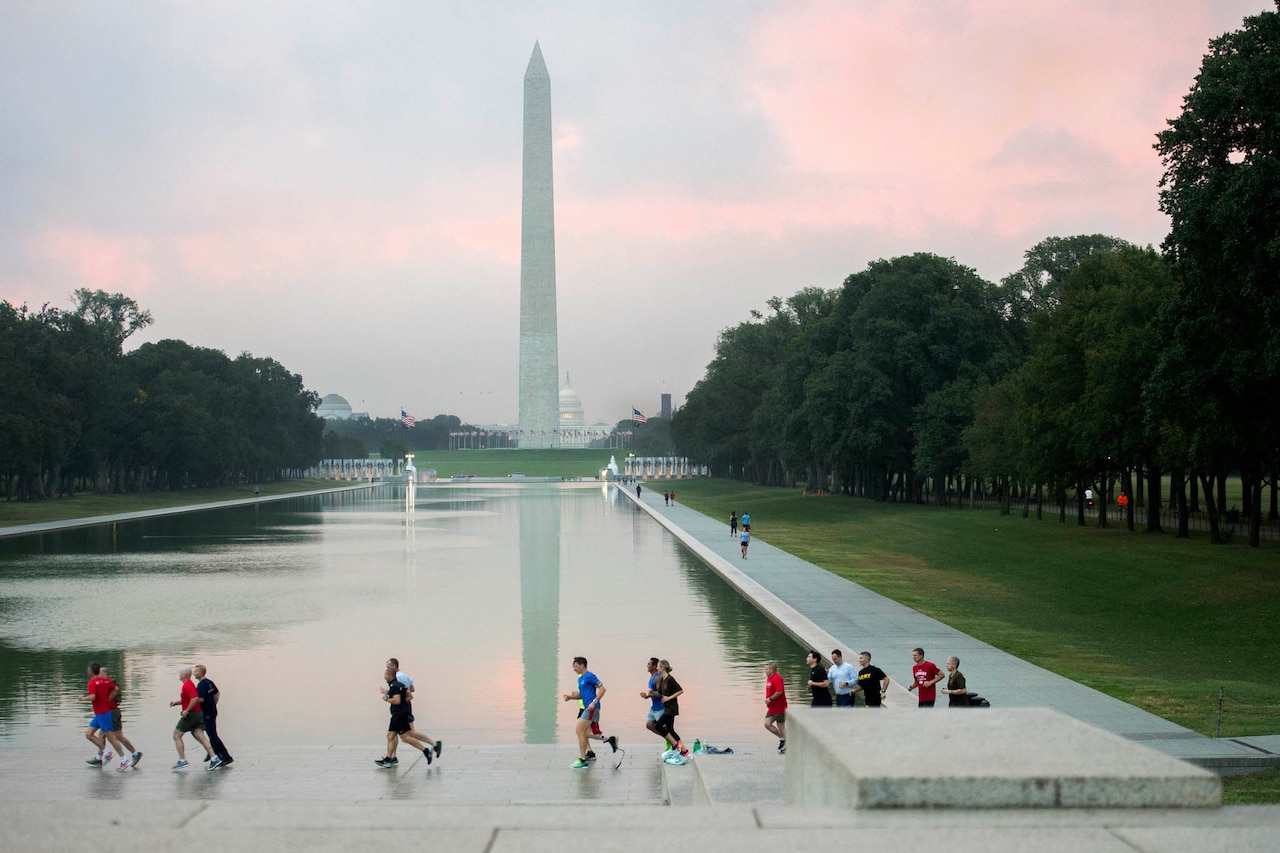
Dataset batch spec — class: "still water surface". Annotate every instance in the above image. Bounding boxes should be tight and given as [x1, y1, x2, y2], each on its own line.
[0, 484, 810, 750]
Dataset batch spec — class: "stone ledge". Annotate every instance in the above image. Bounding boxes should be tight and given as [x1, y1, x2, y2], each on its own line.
[784, 708, 1222, 809]
[691, 752, 785, 805]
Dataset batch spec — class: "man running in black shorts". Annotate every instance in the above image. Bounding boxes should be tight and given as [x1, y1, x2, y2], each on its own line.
[377, 667, 413, 768]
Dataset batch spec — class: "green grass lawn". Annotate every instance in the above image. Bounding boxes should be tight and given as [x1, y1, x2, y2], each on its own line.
[660, 479, 1280, 739]
[0, 479, 346, 526]
[408, 448, 620, 478]
[1223, 768, 1280, 804]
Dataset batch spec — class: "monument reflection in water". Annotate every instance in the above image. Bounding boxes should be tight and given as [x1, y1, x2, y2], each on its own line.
[0, 485, 811, 750]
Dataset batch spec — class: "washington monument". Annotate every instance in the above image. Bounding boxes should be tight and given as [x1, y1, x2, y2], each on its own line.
[518, 42, 559, 448]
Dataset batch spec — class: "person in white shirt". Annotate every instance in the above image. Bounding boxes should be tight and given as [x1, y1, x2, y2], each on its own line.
[828, 649, 859, 708]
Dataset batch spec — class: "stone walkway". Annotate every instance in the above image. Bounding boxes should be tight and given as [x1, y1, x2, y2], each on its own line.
[627, 485, 1279, 772]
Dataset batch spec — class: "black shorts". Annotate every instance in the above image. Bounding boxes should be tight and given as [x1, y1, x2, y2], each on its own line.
[389, 713, 412, 735]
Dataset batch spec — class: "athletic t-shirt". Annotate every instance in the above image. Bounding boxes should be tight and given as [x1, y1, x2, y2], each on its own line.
[809, 665, 832, 706]
[765, 672, 787, 715]
[947, 671, 967, 707]
[858, 665, 887, 707]
[913, 660, 941, 702]
[179, 679, 199, 714]
[387, 678, 410, 717]
[105, 677, 121, 710]
[87, 676, 114, 714]
[196, 677, 219, 719]
[648, 674, 664, 712]
[657, 674, 681, 716]
[578, 671, 602, 709]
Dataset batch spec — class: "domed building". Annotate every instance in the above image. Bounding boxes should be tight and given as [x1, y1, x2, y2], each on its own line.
[316, 393, 353, 420]
[559, 374, 587, 447]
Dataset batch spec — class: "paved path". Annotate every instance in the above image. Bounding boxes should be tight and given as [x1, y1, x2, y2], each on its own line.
[0, 483, 381, 540]
[627, 485, 1278, 770]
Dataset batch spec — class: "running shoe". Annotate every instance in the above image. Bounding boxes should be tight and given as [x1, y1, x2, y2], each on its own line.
[571, 758, 589, 769]
[172, 759, 189, 770]
[219, 758, 234, 767]
[117, 758, 131, 772]
[375, 758, 394, 768]
[422, 747, 433, 765]
[202, 755, 211, 762]
[433, 739, 443, 758]
[207, 756, 222, 771]
[102, 749, 113, 763]
[130, 751, 142, 768]
[85, 756, 103, 766]
[607, 736, 619, 753]
[386, 757, 397, 764]
[585, 750, 597, 761]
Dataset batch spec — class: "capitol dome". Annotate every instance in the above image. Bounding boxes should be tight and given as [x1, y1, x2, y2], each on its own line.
[316, 393, 353, 420]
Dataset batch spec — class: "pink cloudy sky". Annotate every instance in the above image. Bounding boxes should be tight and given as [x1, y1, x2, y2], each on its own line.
[0, 1, 1271, 425]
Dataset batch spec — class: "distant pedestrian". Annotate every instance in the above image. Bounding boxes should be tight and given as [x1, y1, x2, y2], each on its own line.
[640, 657, 666, 745]
[855, 651, 889, 707]
[829, 649, 858, 708]
[563, 656, 618, 769]
[664, 492, 669, 506]
[170, 667, 213, 770]
[654, 659, 688, 756]
[941, 656, 968, 707]
[763, 661, 787, 753]
[740, 529, 750, 558]
[806, 650, 832, 707]
[729, 511, 738, 538]
[79, 663, 130, 770]
[636, 485, 641, 499]
[907, 647, 944, 708]
[193, 664, 233, 769]
[98, 666, 141, 769]
[669, 491, 675, 504]
[742, 512, 751, 532]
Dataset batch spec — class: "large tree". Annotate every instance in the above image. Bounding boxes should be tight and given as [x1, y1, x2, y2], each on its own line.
[1153, 2, 1280, 546]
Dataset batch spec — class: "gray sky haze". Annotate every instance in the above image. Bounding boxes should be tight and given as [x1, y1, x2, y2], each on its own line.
[1, 1, 1271, 425]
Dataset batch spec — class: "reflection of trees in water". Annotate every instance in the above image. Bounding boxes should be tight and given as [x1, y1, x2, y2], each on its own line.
[0, 641, 130, 741]
[674, 550, 811, 699]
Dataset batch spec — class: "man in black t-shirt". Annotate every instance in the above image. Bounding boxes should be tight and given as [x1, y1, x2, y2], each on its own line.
[855, 651, 889, 707]
[194, 664, 233, 769]
[378, 668, 413, 768]
[805, 650, 832, 707]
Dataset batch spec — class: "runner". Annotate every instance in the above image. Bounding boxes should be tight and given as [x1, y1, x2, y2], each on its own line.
[654, 659, 688, 757]
[639, 657, 667, 745]
[193, 665, 234, 769]
[562, 656, 620, 769]
[98, 666, 142, 769]
[763, 661, 787, 753]
[78, 662, 128, 770]
[169, 667, 213, 770]
[740, 528, 750, 558]
[376, 666, 412, 768]
[385, 657, 442, 761]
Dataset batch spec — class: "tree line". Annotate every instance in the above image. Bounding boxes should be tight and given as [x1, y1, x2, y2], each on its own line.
[1, 290, 323, 499]
[673, 6, 1279, 547]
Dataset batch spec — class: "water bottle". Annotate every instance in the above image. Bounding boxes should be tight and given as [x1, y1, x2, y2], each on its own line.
[693, 739, 701, 754]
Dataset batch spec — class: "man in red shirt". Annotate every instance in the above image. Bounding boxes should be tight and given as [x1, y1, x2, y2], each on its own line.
[98, 666, 142, 770]
[907, 647, 944, 708]
[78, 662, 128, 768]
[763, 661, 788, 754]
[169, 667, 213, 770]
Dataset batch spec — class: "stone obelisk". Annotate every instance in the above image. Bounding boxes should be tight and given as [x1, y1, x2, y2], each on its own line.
[518, 42, 559, 448]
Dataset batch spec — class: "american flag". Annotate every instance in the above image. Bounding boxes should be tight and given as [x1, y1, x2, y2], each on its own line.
[400, 410, 416, 428]
[632, 407, 648, 425]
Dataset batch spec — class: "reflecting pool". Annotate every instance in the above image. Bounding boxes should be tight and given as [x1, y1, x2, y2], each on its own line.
[0, 484, 811, 750]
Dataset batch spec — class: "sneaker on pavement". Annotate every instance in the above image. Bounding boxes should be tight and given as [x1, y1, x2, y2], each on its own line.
[130, 751, 142, 768]
[375, 758, 393, 768]
[607, 736, 619, 753]
[423, 747, 433, 765]
[85, 756, 103, 766]
[434, 740, 443, 758]
[571, 758, 589, 769]
[218, 758, 233, 767]
[102, 750, 113, 763]
[116, 759, 131, 772]
[585, 750, 597, 761]
[207, 756, 222, 771]
[172, 759, 189, 770]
